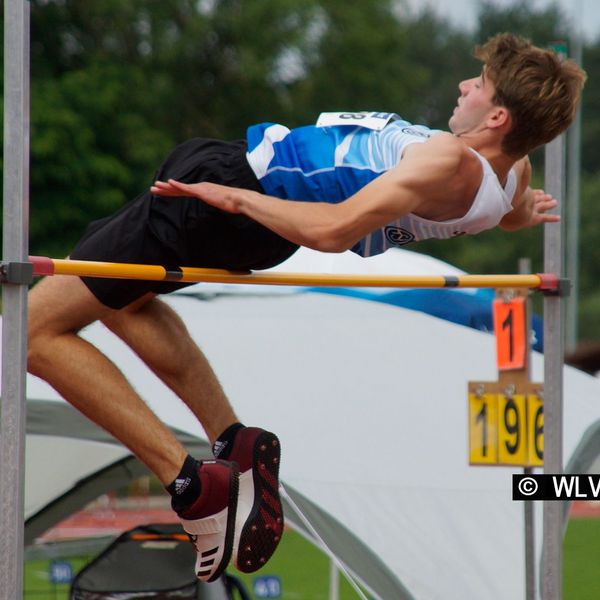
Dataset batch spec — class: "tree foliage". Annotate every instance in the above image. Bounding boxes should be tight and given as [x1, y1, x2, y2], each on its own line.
[2, 0, 600, 337]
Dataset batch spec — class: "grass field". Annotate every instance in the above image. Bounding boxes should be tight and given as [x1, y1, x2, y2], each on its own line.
[231, 530, 364, 599]
[563, 518, 600, 600]
[24, 518, 600, 599]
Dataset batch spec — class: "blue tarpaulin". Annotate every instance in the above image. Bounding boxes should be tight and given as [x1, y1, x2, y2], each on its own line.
[308, 286, 544, 352]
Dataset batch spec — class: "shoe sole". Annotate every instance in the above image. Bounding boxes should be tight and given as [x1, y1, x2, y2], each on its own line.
[211, 462, 239, 582]
[234, 431, 284, 573]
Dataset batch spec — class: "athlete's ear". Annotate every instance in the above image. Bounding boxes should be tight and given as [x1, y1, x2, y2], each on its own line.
[487, 106, 511, 131]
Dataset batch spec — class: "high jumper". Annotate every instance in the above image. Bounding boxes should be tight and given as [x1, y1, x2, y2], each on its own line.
[28, 33, 585, 582]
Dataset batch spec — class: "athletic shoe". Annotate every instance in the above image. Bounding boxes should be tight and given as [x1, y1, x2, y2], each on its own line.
[226, 427, 284, 572]
[178, 459, 239, 582]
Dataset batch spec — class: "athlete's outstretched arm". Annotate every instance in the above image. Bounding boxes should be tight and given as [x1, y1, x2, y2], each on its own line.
[152, 174, 416, 252]
[151, 135, 465, 252]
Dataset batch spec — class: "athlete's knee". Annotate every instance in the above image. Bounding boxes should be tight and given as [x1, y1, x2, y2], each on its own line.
[27, 314, 64, 377]
[28, 283, 83, 339]
[27, 311, 66, 376]
[100, 293, 155, 332]
[27, 332, 51, 377]
[27, 313, 89, 378]
[28, 285, 57, 361]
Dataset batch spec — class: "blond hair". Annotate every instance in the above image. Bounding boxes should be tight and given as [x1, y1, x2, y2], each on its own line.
[475, 33, 586, 157]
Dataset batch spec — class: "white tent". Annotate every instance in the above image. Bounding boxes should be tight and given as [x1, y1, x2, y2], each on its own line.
[15, 248, 600, 599]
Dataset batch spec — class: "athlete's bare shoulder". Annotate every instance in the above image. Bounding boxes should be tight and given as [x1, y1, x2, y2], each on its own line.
[401, 131, 476, 183]
[391, 132, 482, 220]
[403, 132, 470, 168]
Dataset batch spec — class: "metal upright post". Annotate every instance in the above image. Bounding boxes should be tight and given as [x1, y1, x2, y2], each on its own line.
[518, 257, 536, 600]
[0, 1, 31, 599]
[542, 104, 566, 598]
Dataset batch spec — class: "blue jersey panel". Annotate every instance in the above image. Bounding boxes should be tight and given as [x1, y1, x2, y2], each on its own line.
[247, 123, 386, 202]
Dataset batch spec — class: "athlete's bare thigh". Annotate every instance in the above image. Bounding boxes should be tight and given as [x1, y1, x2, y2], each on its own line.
[28, 275, 115, 337]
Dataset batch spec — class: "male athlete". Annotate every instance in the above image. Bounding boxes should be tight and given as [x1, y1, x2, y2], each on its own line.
[28, 33, 585, 582]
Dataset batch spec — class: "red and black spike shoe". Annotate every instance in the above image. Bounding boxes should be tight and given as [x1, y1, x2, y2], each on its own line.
[227, 427, 284, 572]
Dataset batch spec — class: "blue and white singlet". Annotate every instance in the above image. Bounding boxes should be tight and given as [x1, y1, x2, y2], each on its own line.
[246, 112, 516, 257]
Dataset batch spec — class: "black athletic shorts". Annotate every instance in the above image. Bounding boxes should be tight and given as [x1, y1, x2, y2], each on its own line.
[70, 138, 299, 309]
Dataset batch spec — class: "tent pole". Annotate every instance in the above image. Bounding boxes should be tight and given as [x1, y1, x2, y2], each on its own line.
[0, 1, 30, 599]
[329, 559, 340, 600]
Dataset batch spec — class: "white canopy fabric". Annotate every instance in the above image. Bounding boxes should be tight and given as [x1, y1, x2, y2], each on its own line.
[11, 248, 600, 599]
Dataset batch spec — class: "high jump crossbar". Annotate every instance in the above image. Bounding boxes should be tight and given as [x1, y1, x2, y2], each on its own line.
[21, 255, 563, 291]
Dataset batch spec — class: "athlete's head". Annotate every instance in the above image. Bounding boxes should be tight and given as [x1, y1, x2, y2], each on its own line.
[473, 33, 586, 157]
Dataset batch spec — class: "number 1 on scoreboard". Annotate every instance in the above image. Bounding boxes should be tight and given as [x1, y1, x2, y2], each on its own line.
[493, 296, 527, 371]
[468, 393, 498, 464]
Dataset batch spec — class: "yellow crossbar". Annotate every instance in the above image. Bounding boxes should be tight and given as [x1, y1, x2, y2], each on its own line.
[29, 256, 557, 290]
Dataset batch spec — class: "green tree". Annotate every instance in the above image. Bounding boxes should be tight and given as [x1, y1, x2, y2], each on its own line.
[287, 2, 475, 126]
[475, 0, 570, 45]
[578, 42, 600, 175]
[290, 1, 420, 119]
[25, 0, 322, 255]
[574, 172, 600, 337]
[30, 62, 174, 256]
[400, 11, 475, 129]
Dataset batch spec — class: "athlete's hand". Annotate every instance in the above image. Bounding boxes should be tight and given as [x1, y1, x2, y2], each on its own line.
[500, 187, 560, 231]
[527, 188, 560, 227]
[150, 179, 246, 213]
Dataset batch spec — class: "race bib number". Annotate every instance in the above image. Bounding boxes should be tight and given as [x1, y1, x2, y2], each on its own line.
[316, 111, 399, 131]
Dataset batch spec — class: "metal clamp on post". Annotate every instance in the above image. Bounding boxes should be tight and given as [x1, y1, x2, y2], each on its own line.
[553, 277, 572, 297]
[536, 273, 571, 297]
[0, 261, 34, 285]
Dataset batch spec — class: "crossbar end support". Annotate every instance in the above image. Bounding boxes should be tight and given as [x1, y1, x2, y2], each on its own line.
[536, 273, 570, 297]
[0, 261, 33, 285]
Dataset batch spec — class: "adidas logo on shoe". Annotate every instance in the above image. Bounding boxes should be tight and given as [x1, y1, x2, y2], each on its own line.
[196, 546, 221, 579]
[174, 477, 192, 495]
[213, 440, 228, 458]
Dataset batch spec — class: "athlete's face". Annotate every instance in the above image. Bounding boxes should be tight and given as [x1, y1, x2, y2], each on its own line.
[448, 69, 498, 136]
